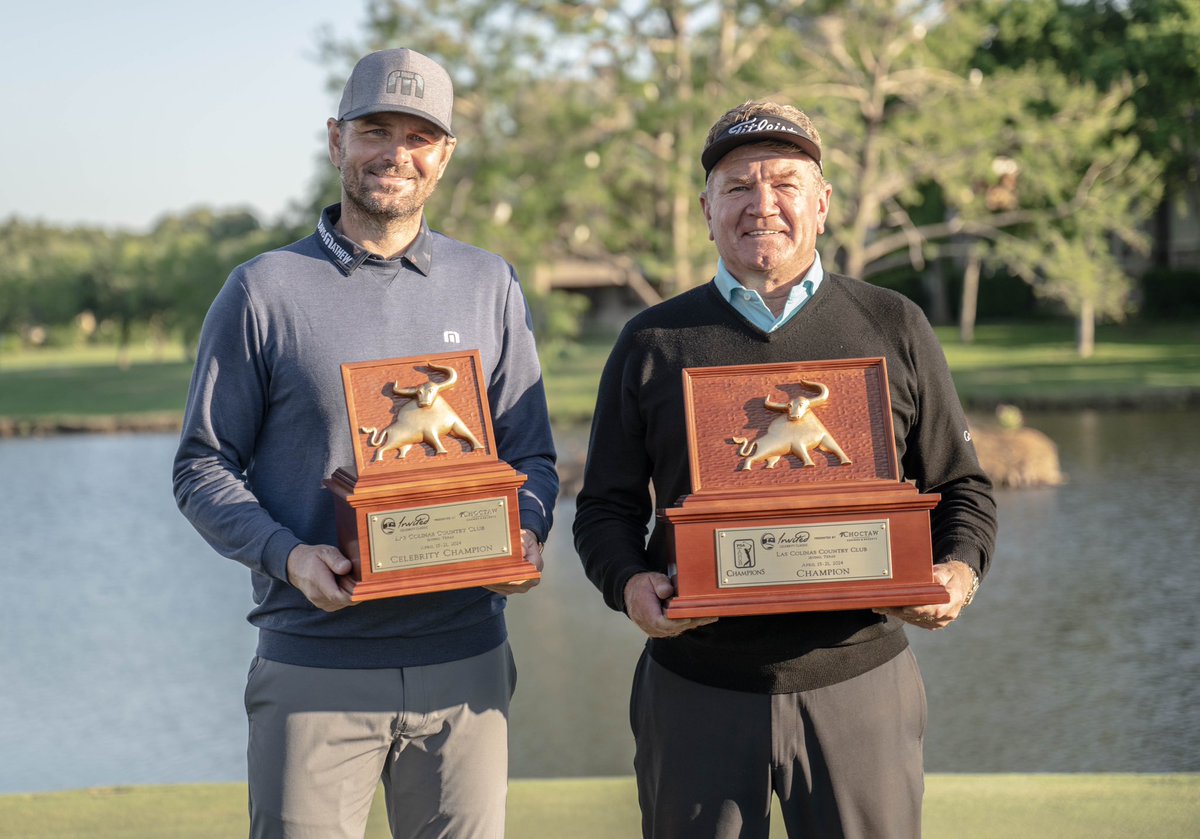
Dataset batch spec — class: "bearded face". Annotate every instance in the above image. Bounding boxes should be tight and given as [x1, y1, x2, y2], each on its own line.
[331, 113, 455, 225]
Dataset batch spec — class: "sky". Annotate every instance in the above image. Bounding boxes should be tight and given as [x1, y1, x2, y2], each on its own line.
[1, 1, 369, 231]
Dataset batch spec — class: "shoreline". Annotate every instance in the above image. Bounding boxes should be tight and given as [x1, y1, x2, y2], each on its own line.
[4, 396, 1194, 490]
[3, 390, 1199, 440]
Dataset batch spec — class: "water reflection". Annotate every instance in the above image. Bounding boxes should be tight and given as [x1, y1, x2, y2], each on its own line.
[0, 412, 1197, 794]
[910, 411, 1200, 772]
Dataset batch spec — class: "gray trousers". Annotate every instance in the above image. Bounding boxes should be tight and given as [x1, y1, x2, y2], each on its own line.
[631, 647, 926, 839]
[244, 641, 516, 839]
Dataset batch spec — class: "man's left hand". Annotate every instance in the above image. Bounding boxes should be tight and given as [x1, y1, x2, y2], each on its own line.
[485, 529, 543, 595]
[873, 560, 977, 631]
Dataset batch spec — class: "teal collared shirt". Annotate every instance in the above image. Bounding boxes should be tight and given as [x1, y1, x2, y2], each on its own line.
[713, 253, 825, 332]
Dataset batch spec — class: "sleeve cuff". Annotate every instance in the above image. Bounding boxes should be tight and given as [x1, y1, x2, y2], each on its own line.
[934, 540, 985, 580]
[262, 529, 303, 583]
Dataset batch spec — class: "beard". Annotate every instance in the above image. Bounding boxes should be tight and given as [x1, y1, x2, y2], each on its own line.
[340, 162, 437, 223]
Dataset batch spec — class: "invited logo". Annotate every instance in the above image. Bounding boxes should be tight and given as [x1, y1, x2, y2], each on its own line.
[760, 533, 776, 550]
[380, 514, 431, 535]
[777, 531, 812, 547]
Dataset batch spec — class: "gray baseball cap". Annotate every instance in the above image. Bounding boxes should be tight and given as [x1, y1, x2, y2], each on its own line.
[337, 48, 455, 137]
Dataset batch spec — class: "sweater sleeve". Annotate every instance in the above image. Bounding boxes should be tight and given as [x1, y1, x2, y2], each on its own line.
[488, 265, 558, 544]
[572, 327, 657, 612]
[899, 306, 997, 581]
[171, 273, 300, 582]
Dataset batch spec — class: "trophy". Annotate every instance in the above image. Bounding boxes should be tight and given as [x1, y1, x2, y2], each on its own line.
[661, 357, 948, 618]
[323, 350, 538, 601]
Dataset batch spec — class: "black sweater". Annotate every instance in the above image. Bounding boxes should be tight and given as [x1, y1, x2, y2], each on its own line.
[573, 276, 997, 693]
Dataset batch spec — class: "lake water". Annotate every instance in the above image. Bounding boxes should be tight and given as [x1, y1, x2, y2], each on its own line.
[1, 411, 1197, 794]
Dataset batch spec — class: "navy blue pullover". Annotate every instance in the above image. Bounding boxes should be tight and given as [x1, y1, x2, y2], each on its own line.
[174, 205, 558, 669]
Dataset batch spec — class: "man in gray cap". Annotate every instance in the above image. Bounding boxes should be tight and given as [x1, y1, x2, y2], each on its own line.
[174, 48, 557, 838]
[574, 100, 996, 838]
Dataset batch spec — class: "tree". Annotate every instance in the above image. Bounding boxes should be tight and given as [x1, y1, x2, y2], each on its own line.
[150, 208, 292, 353]
[753, 0, 1161, 353]
[317, 1, 821, 295]
[0, 220, 97, 342]
[0, 209, 291, 360]
[976, 0, 1200, 269]
[981, 74, 1160, 357]
[316, 1, 1164, 356]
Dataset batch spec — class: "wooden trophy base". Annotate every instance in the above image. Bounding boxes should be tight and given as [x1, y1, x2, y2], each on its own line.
[324, 462, 538, 602]
[662, 482, 948, 618]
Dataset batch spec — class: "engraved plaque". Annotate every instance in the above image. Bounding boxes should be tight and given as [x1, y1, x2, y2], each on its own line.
[368, 498, 512, 573]
[716, 520, 892, 588]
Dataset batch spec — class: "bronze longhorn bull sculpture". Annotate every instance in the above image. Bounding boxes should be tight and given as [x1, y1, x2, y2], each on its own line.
[360, 362, 484, 461]
[731, 380, 852, 471]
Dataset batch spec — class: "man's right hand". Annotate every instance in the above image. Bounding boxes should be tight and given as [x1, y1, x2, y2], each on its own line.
[286, 544, 356, 612]
[623, 571, 718, 638]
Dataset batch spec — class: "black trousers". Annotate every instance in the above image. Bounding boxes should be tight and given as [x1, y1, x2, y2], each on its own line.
[630, 647, 926, 839]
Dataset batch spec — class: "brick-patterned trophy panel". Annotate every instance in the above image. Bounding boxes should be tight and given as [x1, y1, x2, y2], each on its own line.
[342, 350, 496, 480]
[682, 358, 898, 495]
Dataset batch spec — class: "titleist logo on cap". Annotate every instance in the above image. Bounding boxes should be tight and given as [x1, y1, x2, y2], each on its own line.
[727, 118, 805, 137]
[701, 113, 822, 176]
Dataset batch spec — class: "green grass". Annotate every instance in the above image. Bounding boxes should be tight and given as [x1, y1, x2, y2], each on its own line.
[1, 775, 1195, 838]
[935, 321, 1200, 409]
[0, 341, 193, 432]
[1, 320, 1198, 432]
[540, 333, 622, 424]
[545, 320, 1200, 424]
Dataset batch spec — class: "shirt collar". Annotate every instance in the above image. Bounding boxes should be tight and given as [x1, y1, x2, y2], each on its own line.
[713, 252, 825, 332]
[314, 203, 434, 277]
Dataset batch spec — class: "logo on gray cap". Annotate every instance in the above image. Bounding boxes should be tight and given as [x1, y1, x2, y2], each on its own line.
[387, 70, 424, 98]
[338, 48, 455, 137]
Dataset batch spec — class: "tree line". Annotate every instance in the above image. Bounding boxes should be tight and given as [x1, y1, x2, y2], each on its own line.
[3, 1, 1197, 359]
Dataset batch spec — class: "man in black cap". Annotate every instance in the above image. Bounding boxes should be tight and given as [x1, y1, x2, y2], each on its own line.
[174, 48, 557, 838]
[573, 100, 996, 838]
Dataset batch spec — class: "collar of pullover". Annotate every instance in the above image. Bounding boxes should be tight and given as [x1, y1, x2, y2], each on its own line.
[314, 203, 433, 277]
